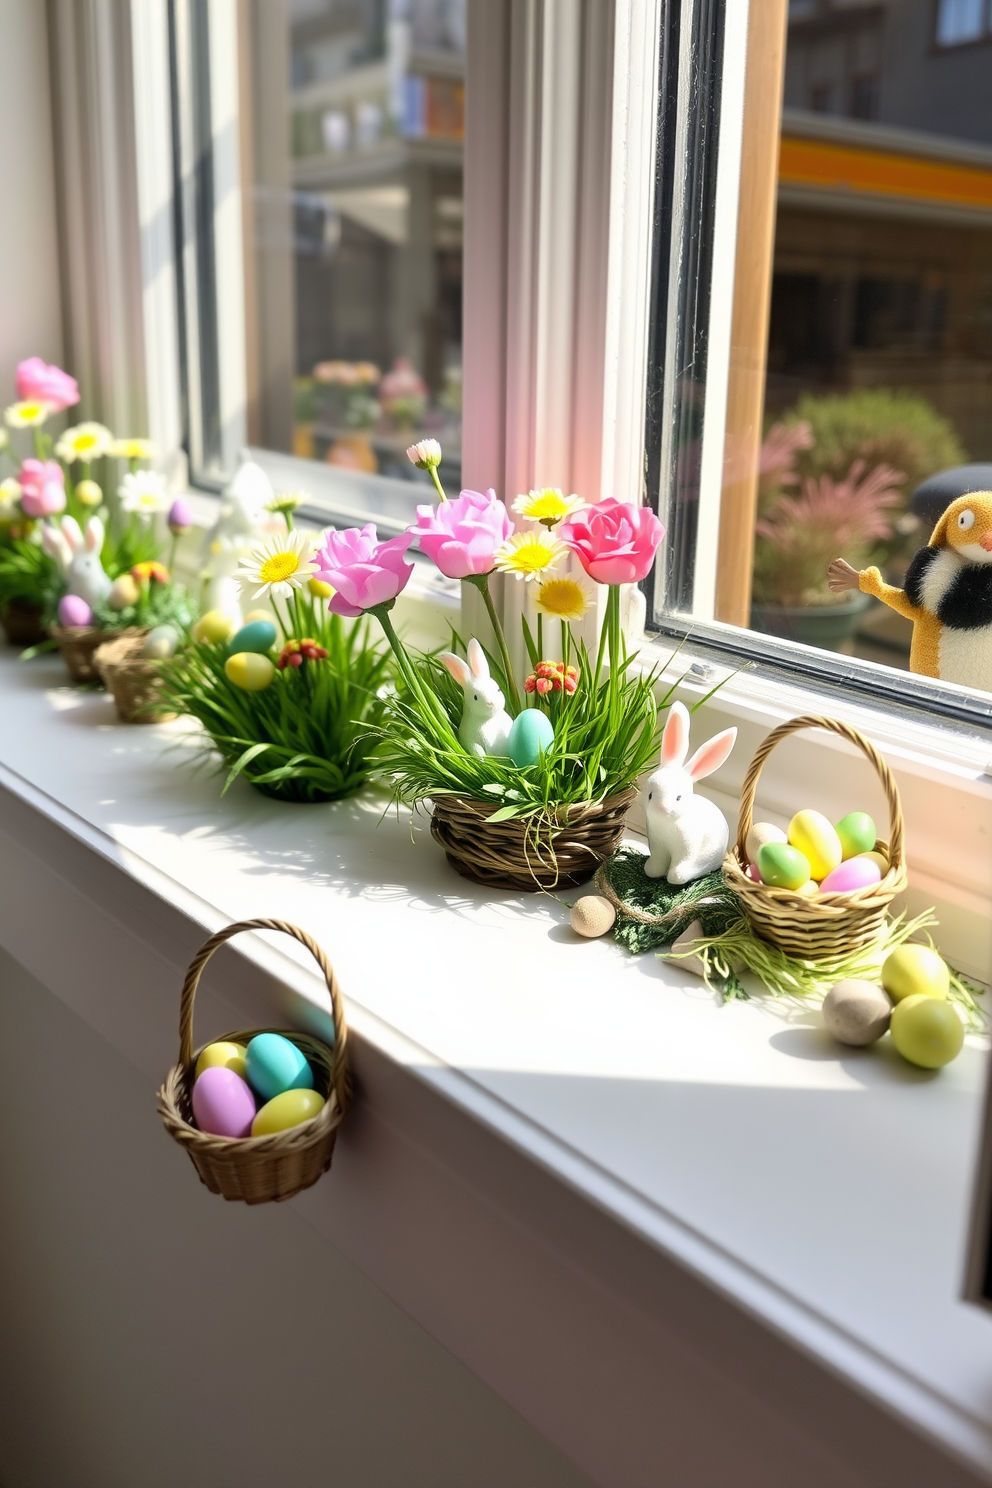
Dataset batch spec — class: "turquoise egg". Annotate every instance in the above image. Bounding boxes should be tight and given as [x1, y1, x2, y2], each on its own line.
[228, 619, 277, 656]
[507, 708, 555, 768]
[244, 1033, 314, 1103]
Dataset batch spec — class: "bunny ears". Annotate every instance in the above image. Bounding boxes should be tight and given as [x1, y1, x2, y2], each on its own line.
[660, 700, 737, 780]
[439, 637, 490, 688]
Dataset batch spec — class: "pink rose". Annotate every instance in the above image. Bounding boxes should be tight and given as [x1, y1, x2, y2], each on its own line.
[314, 524, 414, 616]
[411, 488, 512, 579]
[559, 498, 665, 585]
[15, 357, 80, 412]
[18, 458, 66, 518]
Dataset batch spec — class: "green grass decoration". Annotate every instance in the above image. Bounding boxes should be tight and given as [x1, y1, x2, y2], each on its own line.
[160, 598, 390, 803]
[600, 849, 740, 952]
[0, 537, 61, 614]
[89, 581, 195, 634]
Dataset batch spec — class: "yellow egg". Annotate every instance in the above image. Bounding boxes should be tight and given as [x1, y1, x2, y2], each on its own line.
[859, 851, 888, 875]
[251, 1087, 326, 1136]
[225, 651, 275, 691]
[195, 1040, 248, 1081]
[890, 994, 963, 1069]
[796, 878, 819, 897]
[308, 577, 333, 599]
[788, 810, 842, 882]
[881, 944, 949, 1004]
[244, 608, 276, 626]
[193, 608, 235, 644]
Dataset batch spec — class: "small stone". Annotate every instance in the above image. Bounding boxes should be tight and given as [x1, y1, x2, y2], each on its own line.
[821, 979, 892, 1047]
[570, 895, 616, 938]
[662, 918, 708, 979]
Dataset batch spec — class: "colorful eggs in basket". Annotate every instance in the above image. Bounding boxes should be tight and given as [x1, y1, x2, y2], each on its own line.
[225, 651, 275, 691]
[788, 810, 842, 882]
[192, 608, 235, 644]
[244, 1033, 315, 1103]
[745, 821, 786, 863]
[252, 1088, 326, 1136]
[836, 811, 876, 860]
[756, 842, 811, 891]
[191, 1066, 257, 1138]
[507, 708, 555, 768]
[195, 1040, 248, 1080]
[881, 944, 949, 1003]
[818, 857, 882, 895]
[228, 619, 277, 656]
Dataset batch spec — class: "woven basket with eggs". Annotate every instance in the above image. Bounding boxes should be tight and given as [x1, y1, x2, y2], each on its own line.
[723, 715, 907, 958]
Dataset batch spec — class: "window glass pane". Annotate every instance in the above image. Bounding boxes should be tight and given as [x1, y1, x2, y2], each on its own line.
[242, 0, 465, 498]
[649, 0, 992, 712]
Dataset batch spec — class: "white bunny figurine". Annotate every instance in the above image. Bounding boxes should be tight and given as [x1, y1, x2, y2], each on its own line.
[643, 701, 737, 883]
[439, 638, 512, 758]
[42, 515, 112, 610]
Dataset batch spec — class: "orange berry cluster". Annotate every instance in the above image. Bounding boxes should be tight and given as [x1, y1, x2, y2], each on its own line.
[131, 560, 170, 584]
[277, 637, 328, 669]
[524, 660, 578, 696]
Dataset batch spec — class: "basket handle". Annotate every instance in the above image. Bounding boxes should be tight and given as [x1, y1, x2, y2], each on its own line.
[178, 918, 350, 1116]
[735, 714, 905, 871]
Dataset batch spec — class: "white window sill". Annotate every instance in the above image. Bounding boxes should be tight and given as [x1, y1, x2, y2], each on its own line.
[0, 645, 991, 1483]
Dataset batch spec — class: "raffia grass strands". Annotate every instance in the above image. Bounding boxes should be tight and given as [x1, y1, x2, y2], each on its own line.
[95, 632, 177, 722]
[157, 919, 350, 1204]
[431, 788, 636, 892]
[723, 714, 907, 957]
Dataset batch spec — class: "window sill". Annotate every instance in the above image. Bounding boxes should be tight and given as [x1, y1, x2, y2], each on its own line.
[0, 646, 991, 1483]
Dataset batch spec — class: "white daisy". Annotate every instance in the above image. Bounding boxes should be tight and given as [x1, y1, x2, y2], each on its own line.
[233, 529, 320, 600]
[56, 422, 113, 464]
[4, 400, 51, 429]
[0, 477, 22, 514]
[118, 469, 168, 515]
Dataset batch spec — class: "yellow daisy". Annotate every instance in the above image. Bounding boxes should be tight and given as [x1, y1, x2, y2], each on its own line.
[512, 487, 585, 528]
[109, 436, 157, 461]
[534, 576, 592, 621]
[4, 400, 51, 429]
[493, 529, 567, 582]
[56, 422, 113, 463]
[233, 529, 319, 600]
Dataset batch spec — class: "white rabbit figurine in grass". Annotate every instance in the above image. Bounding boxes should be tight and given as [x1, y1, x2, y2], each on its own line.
[439, 638, 512, 759]
[42, 515, 112, 611]
[643, 701, 737, 883]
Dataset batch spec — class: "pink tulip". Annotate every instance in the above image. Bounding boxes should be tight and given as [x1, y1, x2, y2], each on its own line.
[411, 488, 512, 579]
[559, 498, 665, 585]
[18, 458, 66, 518]
[314, 524, 414, 616]
[168, 497, 193, 535]
[15, 357, 80, 412]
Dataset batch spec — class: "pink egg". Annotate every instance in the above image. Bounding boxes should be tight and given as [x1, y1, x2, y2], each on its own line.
[58, 594, 93, 628]
[192, 1066, 257, 1138]
[819, 858, 882, 895]
[746, 861, 761, 882]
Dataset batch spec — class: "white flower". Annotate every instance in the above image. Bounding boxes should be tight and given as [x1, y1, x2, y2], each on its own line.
[233, 528, 320, 600]
[0, 428, 8, 451]
[406, 438, 442, 470]
[56, 422, 113, 464]
[0, 477, 21, 514]
[4, 400, 51, 429]
[118, 469, 168, 514]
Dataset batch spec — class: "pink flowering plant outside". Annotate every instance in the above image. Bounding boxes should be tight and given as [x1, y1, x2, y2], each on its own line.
[309, 443, 691, 821]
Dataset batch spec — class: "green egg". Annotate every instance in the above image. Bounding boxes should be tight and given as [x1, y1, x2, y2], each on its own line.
[756, 841, 811, 891]
[228, 619, 277, 655]
[836, 811, 876, 860]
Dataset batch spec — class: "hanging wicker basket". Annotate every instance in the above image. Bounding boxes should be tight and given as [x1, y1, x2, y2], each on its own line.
[723, 714, 907, 957]
[430, 788, 637, 892]
[95, 632, 178, 723]
[157, 918, 350, 1204]
[50, 624, 140, 684]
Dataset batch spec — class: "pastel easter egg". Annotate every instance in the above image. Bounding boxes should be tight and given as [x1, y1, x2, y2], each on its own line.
[244, 1033, 315, 1103]
[191, 1066, 256, 1138]
[57, 594, 93, 628]
[890, 994, 963, 1069]
[796, 878, 819, 897]
[788, 810, 842, 882]
[192, 608, 235, 644]
[836, 811, 876, 860]
[143, 624, 180, 660]
[224, 651, 275, 691]
[507, 708, 555, 768]
[822, 979, 892, 1046]
[107, 574, 140, 611]
[819, 857, 882, 894]
[229, 619, 277, 656]
[570, 895, 616, 938]
[881, 944, 949, 1004]
[745, 821, 786, 863]
[859, 850, 888, 875]
[195, 1040, 248, 1081]
[756, 842, 811, 891]
[251, 1088, 326, 1136]
[244, 608, 277, 626]
[746, 861, 761, 882]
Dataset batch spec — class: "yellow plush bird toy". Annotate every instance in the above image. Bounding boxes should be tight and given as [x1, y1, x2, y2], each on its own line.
[828, 491, 992, 691]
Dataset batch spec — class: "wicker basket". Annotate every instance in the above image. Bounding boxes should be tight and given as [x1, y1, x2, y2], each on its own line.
[1, 600, 47, 647]
[51, 624, 140, 684]
[95, 632, 178, 723]
[157, 918, 350, 1204]
[430, 788, 637, 892]
[723, 714, 907, 957]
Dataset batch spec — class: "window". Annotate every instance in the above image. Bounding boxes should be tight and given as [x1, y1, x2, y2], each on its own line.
[646, 0, 992, 722]
[936, 0, 992, 47]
